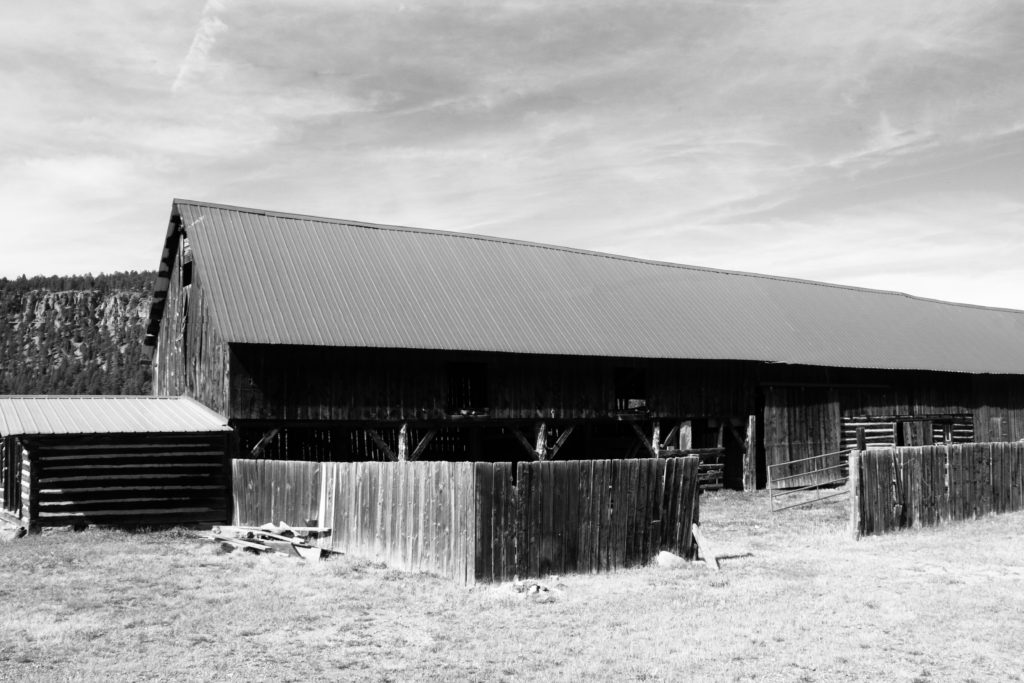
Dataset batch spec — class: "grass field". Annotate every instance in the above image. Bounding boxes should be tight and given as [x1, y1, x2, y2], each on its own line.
[2, 489, 1023, 682]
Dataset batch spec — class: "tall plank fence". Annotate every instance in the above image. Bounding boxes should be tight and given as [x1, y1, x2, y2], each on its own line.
[233, 457, 700, 583]
[851, 443, 1024, 537]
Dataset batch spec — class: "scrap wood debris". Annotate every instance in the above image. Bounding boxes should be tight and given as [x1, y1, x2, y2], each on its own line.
[198, 521, 335, 562]
[507, 578, 561, 603]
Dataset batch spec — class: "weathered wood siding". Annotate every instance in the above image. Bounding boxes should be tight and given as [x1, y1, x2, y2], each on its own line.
[20, 433, 230, 530]
[152, 235, 230, 414]
[853, 443, 1024, 536]
[232, 459, 323, 528]
[763, 386, 842, 487]
[227, 345, 756, 422]
[0, 436, 21, 517]
[474, 457, 699, 582]
[232, 457, 699, 583]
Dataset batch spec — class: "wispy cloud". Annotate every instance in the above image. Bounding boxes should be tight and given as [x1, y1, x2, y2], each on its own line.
[172, 0, 228, 93]
[1, 0, 1023, 307]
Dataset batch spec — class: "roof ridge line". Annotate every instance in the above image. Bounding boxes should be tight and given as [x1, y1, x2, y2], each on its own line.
[172, 198, 1024, 315]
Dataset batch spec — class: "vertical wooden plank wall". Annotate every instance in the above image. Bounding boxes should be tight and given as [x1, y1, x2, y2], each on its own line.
[473, 456, 700, 582]
[853, 443, 1024, 536]
[233, 457, 701, 583]
[318, 461, 478, 583]
[233, 458, 323, 528]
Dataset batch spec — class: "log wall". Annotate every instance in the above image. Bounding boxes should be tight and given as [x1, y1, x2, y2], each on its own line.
[20, 433, 230, 530]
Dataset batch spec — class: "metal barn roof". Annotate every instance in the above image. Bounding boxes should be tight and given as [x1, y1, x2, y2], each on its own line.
[0, 396, 232, 437]
[147, 199, 1024, 375]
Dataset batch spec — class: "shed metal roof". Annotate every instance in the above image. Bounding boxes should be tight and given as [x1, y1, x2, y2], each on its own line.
[146, 199, 1024, 375]
[0, 396, 232, 437]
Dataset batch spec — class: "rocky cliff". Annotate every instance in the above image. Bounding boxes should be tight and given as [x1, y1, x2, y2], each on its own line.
[0, 273, 155, 395]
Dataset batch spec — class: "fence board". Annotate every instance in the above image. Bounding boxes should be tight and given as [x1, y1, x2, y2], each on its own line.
[855, 443, 1024, 537]
[234, 456, 699, 582]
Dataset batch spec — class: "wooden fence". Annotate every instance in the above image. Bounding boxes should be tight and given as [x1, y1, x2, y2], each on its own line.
[232, 457, 700, 583]
[850, 443, 1024, 537]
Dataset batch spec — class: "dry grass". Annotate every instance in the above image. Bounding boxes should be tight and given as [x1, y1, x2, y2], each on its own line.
[2, 490, 1023, 682]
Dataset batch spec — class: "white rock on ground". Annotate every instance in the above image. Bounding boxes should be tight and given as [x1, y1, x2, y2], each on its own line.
[655, 550, 686, 568]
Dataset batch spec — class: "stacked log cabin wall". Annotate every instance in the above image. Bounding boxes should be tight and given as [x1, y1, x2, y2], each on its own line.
[3, 432, 231, 531]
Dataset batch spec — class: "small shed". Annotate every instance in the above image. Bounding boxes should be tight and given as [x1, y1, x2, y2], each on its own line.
[0, 396, 232, 531]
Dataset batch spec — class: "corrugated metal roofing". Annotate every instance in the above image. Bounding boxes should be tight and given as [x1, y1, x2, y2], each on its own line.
[151, 199, 1024, 375]
[0, 396, 232, 437]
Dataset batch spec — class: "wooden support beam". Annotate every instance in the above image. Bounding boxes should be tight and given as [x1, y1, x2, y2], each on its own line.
[679, 421, 692, 450]
[629, 422, 658, 458]
[743, 415, 757, 492]
[367, 429, 397, 461]
[409, 429, 437, 461]
[250, 429, 279, 458]
[510, 428, 540, 460]
[535, 422, 548, 461]
[662, 424, 679, 451]
[397, 423, 409, 461]
[652, 422, 661, 457]
[549, 426, 575, 460]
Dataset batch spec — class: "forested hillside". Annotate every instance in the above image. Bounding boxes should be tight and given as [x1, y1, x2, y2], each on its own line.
[0, 272, 155, 395]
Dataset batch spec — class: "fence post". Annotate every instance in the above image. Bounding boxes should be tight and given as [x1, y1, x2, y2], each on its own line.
[849, 450, 861, 540]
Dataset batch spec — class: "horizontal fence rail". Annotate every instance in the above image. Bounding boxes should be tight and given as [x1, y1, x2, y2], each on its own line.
[232, 456, 700, 583]
[851, 443, 1024, 537]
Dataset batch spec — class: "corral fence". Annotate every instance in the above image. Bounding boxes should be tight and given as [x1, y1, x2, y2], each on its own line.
[767, 450, 850, 512]
[233, 457, 700, 583]
[850, 442, 1024, 537]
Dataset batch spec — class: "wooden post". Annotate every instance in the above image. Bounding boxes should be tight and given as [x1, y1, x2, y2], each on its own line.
[652, 422, 661, 457]
[743, 415, 757, 492]
[397, 423, 409, 461]
[534, 422, 547, 461]
[849, 450, 862, 540]
[856, 427, 867, 452]
[679, 421, 692, 450]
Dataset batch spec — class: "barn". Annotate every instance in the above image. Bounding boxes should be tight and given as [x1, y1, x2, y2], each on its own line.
[143, 199, 1024, 490]
[0, 395, 232, 531]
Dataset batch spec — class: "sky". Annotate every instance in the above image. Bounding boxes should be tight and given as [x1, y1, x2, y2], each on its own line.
[1, 0, 1022, 308]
